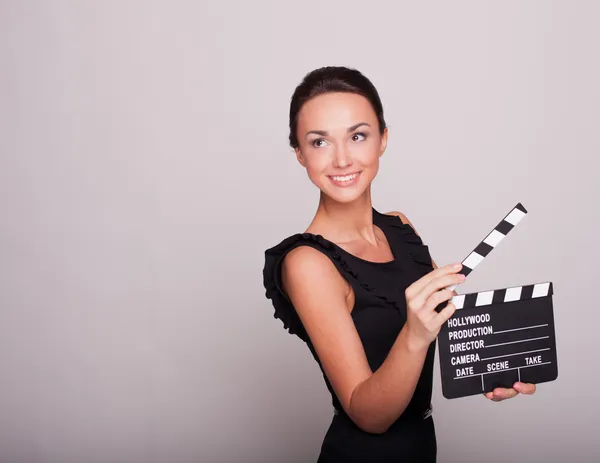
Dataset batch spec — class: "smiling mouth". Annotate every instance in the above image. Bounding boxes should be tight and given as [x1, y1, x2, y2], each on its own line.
[326, 170, 363, 185]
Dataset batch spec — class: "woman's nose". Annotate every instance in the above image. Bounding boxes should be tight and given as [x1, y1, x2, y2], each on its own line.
[333, 146, 352, 169]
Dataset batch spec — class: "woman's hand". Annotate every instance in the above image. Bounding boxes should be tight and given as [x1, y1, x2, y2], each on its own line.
[484, 382, 537, 402]
[404, 263, 466, 352]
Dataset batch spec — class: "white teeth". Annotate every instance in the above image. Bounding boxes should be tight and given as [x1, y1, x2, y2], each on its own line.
[331, 172, 359, 182]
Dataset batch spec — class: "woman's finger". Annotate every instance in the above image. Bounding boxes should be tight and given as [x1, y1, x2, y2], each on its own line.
[491, 388, 519, 401]
[431, 301, 456, 328]
[513, 382, 536, 394]
[406, 263, 462, 300]
[410, 273, 464, 311]
[421, 289, 455, 314]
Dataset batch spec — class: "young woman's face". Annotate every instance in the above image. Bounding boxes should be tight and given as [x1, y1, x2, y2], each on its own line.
[294, 92, 388, 204]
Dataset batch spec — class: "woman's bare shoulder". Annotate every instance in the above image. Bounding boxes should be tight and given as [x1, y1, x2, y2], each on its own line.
[281, 245, 351, 299]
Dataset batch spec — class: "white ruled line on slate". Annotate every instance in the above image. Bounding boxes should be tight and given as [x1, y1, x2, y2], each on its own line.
[485, 336, 549, 348]
[454, 362, 553, 380]
[480, 348, 551, 362]
[493, 324, 548, 335]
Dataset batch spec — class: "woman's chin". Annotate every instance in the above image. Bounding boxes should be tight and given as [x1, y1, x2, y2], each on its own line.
[320, 185, 370, 204]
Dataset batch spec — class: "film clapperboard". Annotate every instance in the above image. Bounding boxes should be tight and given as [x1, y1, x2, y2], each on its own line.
[437, 203, 558, 399]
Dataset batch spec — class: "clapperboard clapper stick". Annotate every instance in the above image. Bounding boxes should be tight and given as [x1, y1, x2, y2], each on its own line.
[436, 203, 558, 399]
[445, 203, 528, 293]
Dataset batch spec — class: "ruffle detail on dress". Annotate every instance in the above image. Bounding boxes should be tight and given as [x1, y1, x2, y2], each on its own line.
[263, 234, 328, 342]
[379, 213, 435, 278]
[263, 233, 402, 342]
[328, 245, 401, 312]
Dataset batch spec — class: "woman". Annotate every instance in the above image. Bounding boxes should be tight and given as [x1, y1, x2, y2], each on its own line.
[262, 66, 535, 462]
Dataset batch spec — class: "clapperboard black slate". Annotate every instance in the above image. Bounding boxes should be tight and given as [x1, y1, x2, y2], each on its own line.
[438, 282, 558, 399]
[436, 202, 559, 399]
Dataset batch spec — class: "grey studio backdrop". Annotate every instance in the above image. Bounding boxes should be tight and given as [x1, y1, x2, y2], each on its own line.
[1, 1, 598, 462]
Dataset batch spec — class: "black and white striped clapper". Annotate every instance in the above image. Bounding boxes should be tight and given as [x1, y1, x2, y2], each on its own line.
[438, 282, 558, 399]
[446, 203, 528, 292]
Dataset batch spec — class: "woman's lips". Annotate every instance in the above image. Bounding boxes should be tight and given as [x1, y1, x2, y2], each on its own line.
[327, 170, 363, 187]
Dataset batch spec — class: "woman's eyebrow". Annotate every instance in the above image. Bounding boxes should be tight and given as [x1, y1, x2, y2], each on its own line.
[306, 129, 328, 138]
[305, 122, 371, 138]
[347, 122, 370, 132]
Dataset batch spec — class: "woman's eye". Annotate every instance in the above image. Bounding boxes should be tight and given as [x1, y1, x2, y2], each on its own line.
[351, 132, 367, 142]
[312, 139, 328, 148]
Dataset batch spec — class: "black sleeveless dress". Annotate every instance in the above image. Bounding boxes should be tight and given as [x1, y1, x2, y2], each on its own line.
[262, 208, 438, 462]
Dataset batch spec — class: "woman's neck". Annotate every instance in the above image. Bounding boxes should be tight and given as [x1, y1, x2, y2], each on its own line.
[307, 189, 378, 245]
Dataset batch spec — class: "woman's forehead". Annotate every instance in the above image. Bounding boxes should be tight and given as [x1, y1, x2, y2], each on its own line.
[297, 93, 377, 130]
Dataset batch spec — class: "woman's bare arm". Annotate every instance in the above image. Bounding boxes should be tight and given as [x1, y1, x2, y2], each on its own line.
[282, 235, 462, 434]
